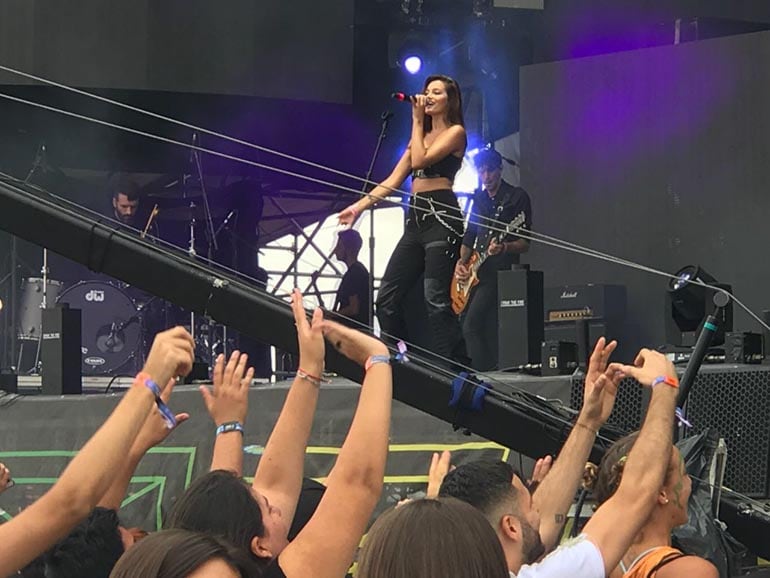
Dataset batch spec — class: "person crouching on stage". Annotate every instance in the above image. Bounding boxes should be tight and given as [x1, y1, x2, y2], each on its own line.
[338, 74, 466, 363]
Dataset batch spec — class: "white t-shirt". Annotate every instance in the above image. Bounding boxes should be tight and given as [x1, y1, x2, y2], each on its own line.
[512, 535, 605, 578]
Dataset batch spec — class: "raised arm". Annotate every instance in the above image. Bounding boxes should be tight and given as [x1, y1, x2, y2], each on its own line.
[532, 337, 620, 551]
[0, 463, 11, 495]
[0, 327, 194, 577]
[251, 289, 324, 527]
[338, 149, 412, 226]
[201, 351, 254, 474]
[279, 320, 392, 578]
[99, 379, 191, 510]
[582, 349, 679, 575]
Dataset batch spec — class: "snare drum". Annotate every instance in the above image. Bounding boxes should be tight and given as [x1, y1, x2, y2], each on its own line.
[18, 278, 63, 340]
[57, 281, 142, 375]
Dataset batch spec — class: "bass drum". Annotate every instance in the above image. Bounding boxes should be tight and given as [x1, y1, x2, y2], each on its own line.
[57, 281, 142, 375]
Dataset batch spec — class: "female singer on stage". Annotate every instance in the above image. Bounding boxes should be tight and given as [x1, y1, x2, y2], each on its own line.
[338, 74, 466, 362]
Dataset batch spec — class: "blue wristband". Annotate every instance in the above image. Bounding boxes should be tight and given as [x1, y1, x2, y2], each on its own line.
[143, 378, 177, 429]
[216, 421, 244, 436]
[365, 354, 391, 371]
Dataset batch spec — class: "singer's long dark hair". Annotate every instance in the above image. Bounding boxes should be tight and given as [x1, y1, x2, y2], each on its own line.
[422, 74, 464, 134]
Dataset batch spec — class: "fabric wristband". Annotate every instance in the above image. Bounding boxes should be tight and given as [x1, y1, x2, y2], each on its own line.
[365, 354, 391, 371]
[297, 368, 323, 387]
[216, 421, 244, 436]
[651, 375, 679, 389]
[139, 373, 177, 429]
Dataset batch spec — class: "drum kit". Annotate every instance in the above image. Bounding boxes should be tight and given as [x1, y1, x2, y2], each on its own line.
[16, 275, 230, 377]
[14, 173, 233, 378]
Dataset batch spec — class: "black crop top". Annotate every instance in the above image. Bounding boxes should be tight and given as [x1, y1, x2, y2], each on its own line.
[412, 154, 463, 181]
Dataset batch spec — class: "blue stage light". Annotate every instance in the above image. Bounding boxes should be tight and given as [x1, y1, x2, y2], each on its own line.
[403, 55, 423, 75]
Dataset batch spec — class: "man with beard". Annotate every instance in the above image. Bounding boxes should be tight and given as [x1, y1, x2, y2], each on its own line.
[108, 175, 141, 227]
[439, 346, 679, 578]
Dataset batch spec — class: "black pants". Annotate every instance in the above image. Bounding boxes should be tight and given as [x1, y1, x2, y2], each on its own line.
[462, 270, 499, 371]
[376, 189, 464, 361]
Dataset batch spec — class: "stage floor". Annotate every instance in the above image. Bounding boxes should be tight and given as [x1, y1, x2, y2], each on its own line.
[8, 370, 576, 407]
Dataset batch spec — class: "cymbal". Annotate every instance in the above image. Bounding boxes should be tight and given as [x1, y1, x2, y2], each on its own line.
[147, 186, 204, 199]
[156, 204, 228, 222]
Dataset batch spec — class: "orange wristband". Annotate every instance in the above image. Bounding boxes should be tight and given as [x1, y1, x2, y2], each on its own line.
[652, 375, 679, 388]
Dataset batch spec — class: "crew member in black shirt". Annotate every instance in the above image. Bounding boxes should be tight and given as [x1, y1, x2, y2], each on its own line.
[454, 148, 532, 371]
[332, 229, 371, 328]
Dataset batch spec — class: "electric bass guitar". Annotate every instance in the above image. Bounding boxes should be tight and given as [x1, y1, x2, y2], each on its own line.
[450, 211, 526, 315]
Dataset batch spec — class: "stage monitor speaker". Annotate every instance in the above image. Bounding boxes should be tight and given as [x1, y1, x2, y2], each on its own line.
[498, 267, 543, 369]
[41, 306, 82, 395]
[0, 371, 18, 394]
[571, 364, 770, 498]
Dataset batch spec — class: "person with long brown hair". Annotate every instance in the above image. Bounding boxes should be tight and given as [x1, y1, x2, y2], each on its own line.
[110, 529, 249, 578]
[590, 433, 718, 578]
[166, 290, 393, 578]
[339, 74, 466, 362]
[356, 498, 509, 578]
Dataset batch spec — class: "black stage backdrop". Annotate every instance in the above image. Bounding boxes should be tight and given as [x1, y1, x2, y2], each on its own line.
[520, 30, 770, 351]
[0, 0, 355, 104]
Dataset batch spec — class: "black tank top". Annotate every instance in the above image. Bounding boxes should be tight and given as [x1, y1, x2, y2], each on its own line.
[412, 154, 463, 181]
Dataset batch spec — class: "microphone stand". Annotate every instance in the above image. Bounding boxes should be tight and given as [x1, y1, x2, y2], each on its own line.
[675, 290, 731, 440]
[24, 143, 49, 374]
[365, 110, 393, 327]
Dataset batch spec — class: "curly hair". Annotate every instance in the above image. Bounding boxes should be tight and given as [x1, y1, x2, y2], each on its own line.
[591, 432, 640, 504]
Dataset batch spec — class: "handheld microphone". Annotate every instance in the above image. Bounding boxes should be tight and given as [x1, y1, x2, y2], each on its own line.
[391, 92, 415, 103]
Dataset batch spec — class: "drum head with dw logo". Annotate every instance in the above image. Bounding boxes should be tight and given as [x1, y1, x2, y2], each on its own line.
[57, 281, 142, 375]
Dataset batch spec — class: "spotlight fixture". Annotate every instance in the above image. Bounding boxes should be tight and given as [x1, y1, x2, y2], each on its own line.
[389, 32, 431, 75]
[472, 0, 493, 18]
[403, 55, 423, 75]
[664, 265, 733, 347]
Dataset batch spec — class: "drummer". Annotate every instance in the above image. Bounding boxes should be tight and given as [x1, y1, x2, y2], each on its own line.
[108, 174, 141, 227]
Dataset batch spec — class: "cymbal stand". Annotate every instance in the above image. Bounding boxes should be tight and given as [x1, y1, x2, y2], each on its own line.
[31, 248, 50, 373]
[190, 132, 220, 364]
[186, 201, 197, 342]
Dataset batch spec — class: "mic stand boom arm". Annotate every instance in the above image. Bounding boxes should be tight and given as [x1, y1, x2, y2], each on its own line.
[365, 110, 393, 326]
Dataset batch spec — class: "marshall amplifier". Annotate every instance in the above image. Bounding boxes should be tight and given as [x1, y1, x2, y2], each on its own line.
[498, 267, 544, 369]
[544, 284, 627, 365]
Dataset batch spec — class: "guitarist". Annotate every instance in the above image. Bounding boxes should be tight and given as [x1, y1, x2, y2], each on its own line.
[454, 147, 532, 371]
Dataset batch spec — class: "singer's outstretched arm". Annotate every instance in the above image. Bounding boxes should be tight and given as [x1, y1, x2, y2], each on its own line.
[343, 149, 412, 220]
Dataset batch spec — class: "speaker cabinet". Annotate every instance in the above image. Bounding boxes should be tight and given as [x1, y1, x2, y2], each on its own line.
[498, 268, 543, 369]
[571, 364, 770, 498]
[41, 306, 82, 395]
